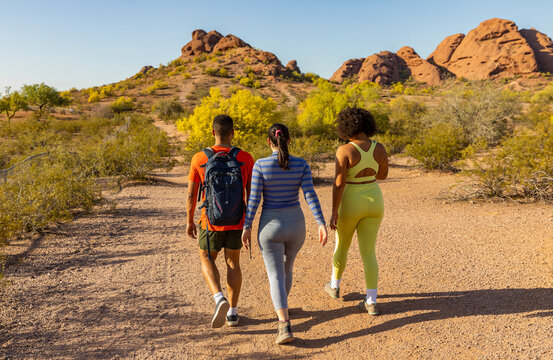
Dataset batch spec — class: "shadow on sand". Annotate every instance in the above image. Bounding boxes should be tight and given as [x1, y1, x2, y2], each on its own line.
[289, 288, 553, 348]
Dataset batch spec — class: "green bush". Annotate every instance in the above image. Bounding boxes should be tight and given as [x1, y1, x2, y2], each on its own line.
[153, 99, 185, 121]
[111, 96, 134, 113]
[144, 80, 169, 95]
[429, 83, 520, 146]
[406, 123, 468, 170]
[88, 91, 101, 103]
[205, 67, 218, 76]
[297, 79, 347, 136]
[176, 87, 278, 154]
[182, 72, 192, 79]
[239, 76, 261, 88]
[531, 84, 553, 104]
[218, 67, 229, 77]
[0, 115, 173, 255]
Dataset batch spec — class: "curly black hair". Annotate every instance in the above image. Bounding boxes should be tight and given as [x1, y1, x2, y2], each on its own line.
[335, 107, 377, 140]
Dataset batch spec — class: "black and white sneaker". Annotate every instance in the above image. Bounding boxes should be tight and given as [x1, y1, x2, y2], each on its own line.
[226, 314, 240, 327]
[212, 298, 230, 328]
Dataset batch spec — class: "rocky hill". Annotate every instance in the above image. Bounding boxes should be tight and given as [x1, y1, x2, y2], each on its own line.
[72, 30, 315, 113]
[332, 18, 553, 85]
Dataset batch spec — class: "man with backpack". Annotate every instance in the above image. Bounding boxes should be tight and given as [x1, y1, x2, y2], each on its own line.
[186, 114, 254, 328]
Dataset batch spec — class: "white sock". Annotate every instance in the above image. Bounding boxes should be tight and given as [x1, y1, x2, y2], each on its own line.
[227, 307, 237, 316]
[365, 289, 377, 304]
[213, 292, 224, 304]
[330, 276, 341, 289]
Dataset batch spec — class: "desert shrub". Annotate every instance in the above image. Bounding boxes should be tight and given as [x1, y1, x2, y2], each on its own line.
[387, 97, 427, 137]
[90, 104, 114, 119]
[297, 79, 386, 137]
[243, 66, 255, 75]
[144, 80, 169, 95]
[88, 91, 101, 103]
[343, 81, 382, 107]
[176, 87, 278, 154]
[78, 119, 172, 179]
[153, 99, 185, 120]
[0, 115, 172, 254]
[205, 67, 218, 76]
[239, 75, 261, 88]
[304, 73, 319, 83]
[111, 96, 134, 113]
[453, 117, 553, 201]
[391, 82, 405, 94]
[531, 84, 553, 104]
[100, 85, 114, 98]
[430, 83, 521, 146]
[406, 122, 468, 170]
[0, 159, 98, 238]
[297, 79, 347, 136]
[193, 54, 207, 63]
[218, 67, 229, 77]
[182, 72, 192, 79]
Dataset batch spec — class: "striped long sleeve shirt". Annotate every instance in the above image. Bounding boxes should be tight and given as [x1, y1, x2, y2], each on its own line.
[244, 152, 325, 230]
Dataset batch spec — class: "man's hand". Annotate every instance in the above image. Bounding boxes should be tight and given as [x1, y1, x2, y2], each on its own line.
[241, 229, 252, 251]
[319, 225, 328, 246]
[187, 222, 197, 239]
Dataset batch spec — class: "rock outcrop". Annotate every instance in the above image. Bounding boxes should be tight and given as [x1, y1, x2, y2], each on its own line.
[332, 18, 553, 85]
[139, 65, 153, 75]
[286, 60, 301, 73]
[181, 30, 249, 56]
[427, 33, 465, 67]
[396, 47, 442, 85]
[329, 58, 364, 83]
[358, 51, 401, 84]
[520, 28, 553, 73]
[331, 49, 441, 85]
[178, 30, 292, 78]
[441, 18, 538, 80]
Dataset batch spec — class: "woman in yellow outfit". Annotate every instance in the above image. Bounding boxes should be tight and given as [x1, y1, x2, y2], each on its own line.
[325, 107, 388, 315]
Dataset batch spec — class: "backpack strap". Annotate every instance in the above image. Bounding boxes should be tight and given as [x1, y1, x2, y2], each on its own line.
[228, 146, 241, 158]
[202, 147, 216, 160]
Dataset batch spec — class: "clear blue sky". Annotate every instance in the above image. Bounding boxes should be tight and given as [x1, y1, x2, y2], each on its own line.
[1, 0, 552, 91]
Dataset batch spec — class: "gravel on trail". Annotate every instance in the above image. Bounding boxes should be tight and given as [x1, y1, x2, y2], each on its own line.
[1, 142, 552, 359]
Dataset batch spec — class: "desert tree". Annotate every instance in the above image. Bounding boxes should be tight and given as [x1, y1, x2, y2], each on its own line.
[21, 83, 68, 118]
[0, 88, 28, 123]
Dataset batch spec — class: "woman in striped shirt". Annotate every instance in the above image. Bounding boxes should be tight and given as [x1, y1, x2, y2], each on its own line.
[241, 123, 328, 345]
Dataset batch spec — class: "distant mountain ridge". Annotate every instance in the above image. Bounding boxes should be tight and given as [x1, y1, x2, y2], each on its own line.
[331, 18, 553, 85]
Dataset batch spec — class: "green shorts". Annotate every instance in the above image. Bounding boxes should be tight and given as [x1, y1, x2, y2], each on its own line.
[198, 229, 243, 252]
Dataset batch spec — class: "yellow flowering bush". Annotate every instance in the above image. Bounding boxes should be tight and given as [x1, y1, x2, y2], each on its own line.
[176, 87, 278, 152]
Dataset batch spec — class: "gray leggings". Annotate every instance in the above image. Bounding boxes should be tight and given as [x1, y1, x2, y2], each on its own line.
[258, 206, 306, 310]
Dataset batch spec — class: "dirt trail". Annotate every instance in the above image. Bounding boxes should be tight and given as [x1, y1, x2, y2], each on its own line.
[1, 124, 553, 359]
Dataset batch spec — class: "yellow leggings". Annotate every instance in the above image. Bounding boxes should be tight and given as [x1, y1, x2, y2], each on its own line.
[333, 182, 384, 289]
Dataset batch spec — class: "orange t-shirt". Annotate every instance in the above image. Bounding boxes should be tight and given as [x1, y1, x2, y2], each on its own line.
[188, 146, 254, 231]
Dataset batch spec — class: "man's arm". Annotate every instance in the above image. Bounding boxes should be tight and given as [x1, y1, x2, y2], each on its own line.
[187, 180, 200, 238]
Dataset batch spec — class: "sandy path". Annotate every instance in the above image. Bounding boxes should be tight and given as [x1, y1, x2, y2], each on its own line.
[1, 126, 553, 359]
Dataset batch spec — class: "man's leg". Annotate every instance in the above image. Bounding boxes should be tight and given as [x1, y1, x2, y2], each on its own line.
[199, 249, 221, 295]
[224, 248, 242, 308]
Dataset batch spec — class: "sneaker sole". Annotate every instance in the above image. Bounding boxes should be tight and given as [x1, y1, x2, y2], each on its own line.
[212, 300, 230, 328]
[276, 335, 295, 345]
[227, 319, 239, 327]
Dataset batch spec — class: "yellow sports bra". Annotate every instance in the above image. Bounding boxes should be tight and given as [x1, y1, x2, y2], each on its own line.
[346, 140, 379, 183]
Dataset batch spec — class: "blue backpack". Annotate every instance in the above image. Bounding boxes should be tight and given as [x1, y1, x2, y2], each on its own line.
[198, 147, 245, 259]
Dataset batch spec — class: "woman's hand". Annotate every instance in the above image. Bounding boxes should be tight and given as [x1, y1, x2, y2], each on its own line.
[329, 212, 338, 230]
[319, 225, 328, 246]
[241, 229, 252, 251]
